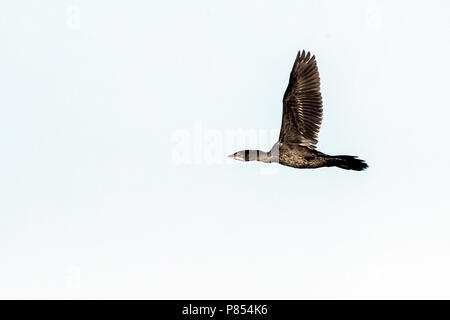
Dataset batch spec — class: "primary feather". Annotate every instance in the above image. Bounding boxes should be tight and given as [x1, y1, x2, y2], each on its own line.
[280, 50, 323, 149]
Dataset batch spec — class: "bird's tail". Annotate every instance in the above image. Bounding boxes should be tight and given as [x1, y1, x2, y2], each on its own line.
[326, 155, 368, 171]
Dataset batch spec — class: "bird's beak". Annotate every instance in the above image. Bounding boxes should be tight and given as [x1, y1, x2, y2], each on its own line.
[227, 153, 234, 159]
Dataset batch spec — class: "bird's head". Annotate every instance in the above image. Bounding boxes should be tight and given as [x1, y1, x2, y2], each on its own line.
[228, 150, 247, 161]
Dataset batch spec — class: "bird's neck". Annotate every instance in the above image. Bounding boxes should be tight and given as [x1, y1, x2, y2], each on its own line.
[244, 150, 270, 162]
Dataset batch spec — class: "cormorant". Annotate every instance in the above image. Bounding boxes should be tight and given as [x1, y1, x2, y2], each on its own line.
[229, 50, 368, 171]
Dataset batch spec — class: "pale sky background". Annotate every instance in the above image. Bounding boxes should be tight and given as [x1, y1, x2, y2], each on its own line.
[1, 0, 450, 299]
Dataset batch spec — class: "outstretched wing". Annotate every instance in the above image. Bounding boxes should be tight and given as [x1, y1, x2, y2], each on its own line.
[279, 50, 323, 148]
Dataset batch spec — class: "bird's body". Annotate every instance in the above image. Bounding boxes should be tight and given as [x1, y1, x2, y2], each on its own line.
[229, 50, 367, 171]
[277, 143, 328, 169]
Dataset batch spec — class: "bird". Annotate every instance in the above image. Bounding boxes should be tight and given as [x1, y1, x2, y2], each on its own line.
[228, 50, 368, 171]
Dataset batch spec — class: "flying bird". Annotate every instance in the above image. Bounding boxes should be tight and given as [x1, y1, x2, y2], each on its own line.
[229, 50, 367, 171]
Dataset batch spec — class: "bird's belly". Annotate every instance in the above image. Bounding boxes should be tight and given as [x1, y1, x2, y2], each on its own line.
[279, 153, 324, 169]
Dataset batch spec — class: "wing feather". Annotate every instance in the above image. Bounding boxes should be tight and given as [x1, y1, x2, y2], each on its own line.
[279, 50, 323, 148]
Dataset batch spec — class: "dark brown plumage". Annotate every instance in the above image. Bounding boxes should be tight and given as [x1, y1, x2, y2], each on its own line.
[280, 50, 322, 148]
[229, 50, 367, 171]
